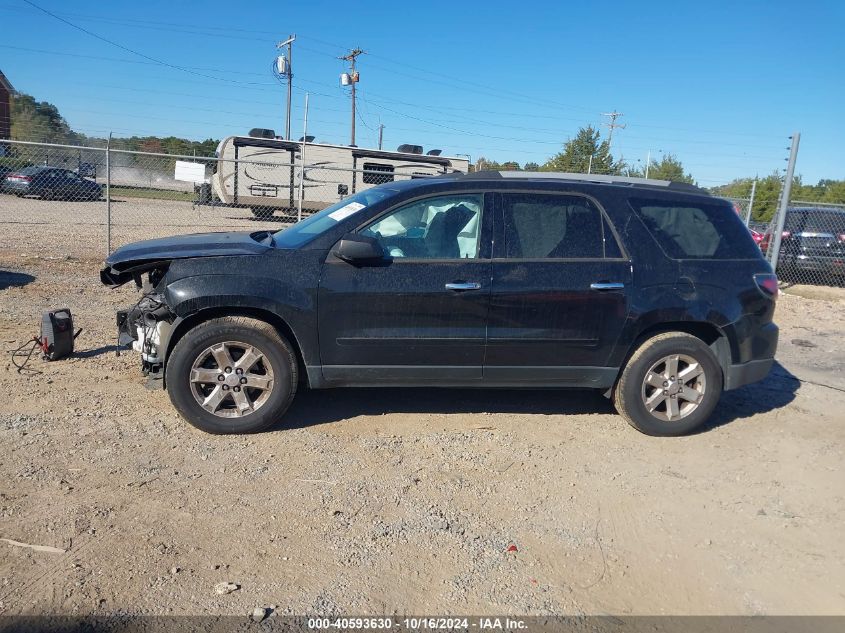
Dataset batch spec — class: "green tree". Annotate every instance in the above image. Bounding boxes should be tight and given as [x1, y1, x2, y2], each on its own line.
[713, 173, 784, 222]
[541, 126, 623, 175]
[11, 93, 81, 144]
[475, 157, 521, 171]
[637, 154, 695, 184]
[524, 161, 540, 171]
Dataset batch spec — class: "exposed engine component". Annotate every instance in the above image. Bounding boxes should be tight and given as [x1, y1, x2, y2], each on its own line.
[117, 292, 175, 375]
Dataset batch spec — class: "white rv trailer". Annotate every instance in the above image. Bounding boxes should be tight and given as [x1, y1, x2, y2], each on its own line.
[212, 136, 469, 216]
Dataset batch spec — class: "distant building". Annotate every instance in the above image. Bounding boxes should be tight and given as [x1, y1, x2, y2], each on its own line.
[0, 70, 14, 155]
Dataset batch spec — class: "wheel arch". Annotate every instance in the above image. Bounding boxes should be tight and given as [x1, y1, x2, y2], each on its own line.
[162, 307, 308, 389]
[609, 320, 731, 396]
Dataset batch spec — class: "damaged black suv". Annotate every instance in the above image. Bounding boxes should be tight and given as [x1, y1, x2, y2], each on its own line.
[101, 172, 779, 436]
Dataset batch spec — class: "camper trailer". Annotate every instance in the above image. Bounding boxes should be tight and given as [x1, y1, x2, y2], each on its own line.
[212, 134, 469, 217]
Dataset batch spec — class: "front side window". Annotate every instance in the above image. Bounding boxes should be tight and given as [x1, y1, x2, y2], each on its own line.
[501, 193, 612, 259]
[361, 194, 483, 259]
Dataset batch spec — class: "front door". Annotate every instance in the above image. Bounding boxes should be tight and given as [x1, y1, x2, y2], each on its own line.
[318, 192, 492, 384]
[486, 191, 631, 386]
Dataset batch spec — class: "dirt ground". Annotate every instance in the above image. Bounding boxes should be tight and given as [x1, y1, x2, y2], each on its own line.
[1, 243, 845, 616]
[0, 193, 287, 260]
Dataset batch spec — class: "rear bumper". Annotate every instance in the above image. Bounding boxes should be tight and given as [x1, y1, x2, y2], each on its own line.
[779, 255, 845, 276]
[2, 181, 28, 194]
[725, 321, 778, 390]
[725, 358, 775, 391]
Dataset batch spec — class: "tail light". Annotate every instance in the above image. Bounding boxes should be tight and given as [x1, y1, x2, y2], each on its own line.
[782, 230, 791, 239]
[754, 273, 779, 299]
[7, 174, 31, 182]
[838, 234, 845, 243]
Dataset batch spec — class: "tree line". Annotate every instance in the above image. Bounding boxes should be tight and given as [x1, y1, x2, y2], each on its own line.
[476, 126, 844, 222]
[8, 92, 219, 160]
[7, 92, 844, 222]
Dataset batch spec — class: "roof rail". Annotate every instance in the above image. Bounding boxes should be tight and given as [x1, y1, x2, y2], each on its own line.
[458, 170, 707, 194]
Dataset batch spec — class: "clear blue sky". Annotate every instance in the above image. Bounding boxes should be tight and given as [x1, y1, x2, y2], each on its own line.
[2, 0, 843, 186]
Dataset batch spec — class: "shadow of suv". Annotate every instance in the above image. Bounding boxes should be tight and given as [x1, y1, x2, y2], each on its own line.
[101, 172, 779, 436]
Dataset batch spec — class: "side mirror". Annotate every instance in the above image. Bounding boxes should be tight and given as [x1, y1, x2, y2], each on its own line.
[332, 233, 386, 265]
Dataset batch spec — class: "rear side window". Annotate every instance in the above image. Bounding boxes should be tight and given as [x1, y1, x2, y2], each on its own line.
[501, 193, 622, 259]
[630, 198, 759, 259]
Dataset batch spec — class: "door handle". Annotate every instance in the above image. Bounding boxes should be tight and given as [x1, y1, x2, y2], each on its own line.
[445, 282, 482, 291]
[590, 282, 625, 291]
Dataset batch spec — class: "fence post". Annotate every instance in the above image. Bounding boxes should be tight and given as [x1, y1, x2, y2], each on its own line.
[297, 92, 309, 222]
[744, 178, 757, 226]
[768, 133, 800, 272]
[106, 133, 112, 256]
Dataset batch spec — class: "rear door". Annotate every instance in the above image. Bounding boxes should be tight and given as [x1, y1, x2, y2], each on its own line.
[485, 191, 631, 386]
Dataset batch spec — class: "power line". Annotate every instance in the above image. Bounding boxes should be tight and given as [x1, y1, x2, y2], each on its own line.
[1, 45, 786, 150]
[20, 0, 269, 87]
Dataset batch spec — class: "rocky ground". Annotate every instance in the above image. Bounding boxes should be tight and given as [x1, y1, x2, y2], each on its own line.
[1, 247, 844, 617]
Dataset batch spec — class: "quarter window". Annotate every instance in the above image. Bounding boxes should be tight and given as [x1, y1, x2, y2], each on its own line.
[501, 193, 615, 259]
[361, 194, 483, 259]
[630, 198, 760, 259]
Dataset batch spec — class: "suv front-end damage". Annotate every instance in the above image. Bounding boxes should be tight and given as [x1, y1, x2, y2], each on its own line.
[118, 291, 175, 376]
[100, 230, 276, 378]
[105, 262, 177, 377]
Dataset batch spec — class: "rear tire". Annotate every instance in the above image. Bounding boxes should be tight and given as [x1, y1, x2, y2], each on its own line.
[166, 317, 298, 434]
[614, 332, 723, 436]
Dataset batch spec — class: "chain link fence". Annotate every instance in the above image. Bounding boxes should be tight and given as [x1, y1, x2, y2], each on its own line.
[0, 139, 412, 260]
[3, 139, 844, 287]
[757, 200, 845, 287]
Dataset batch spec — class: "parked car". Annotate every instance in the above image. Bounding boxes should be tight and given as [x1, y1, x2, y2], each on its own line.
[0, 164, 13, 187]
[749, 227, 765, 247]
[759, 208, 845, 280]
[4, 166, 102, 200]
[101, 172, 779, 437]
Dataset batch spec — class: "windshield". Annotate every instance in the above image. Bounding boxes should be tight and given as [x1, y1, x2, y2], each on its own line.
[272, 188, 397, 248]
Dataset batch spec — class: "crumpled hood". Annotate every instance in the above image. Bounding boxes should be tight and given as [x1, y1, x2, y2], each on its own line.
[100, 231, 272, 287]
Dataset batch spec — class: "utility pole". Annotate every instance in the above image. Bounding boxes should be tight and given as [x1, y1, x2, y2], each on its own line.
[276, 34, 296, 140]
[644, 149, 651, 178]
[601, 110, 625, 155]
[769, 133, 800, 272]
[340, 48, 364, 146]
[378, 123, 384, 150]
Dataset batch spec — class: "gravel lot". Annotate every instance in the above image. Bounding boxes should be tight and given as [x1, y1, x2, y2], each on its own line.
[0, 193, 287, 259]
[1, 196, 844, 617]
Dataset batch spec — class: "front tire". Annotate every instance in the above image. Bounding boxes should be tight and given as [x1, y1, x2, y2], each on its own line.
[614, 332, 723, 436]
[166, 317, 298, 434]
